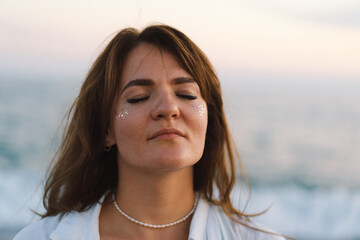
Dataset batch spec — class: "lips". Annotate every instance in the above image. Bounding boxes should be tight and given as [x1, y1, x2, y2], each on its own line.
[148, 128, 185, 140]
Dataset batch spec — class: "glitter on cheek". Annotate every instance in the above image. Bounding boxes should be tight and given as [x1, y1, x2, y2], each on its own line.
[192, 104, 206, 117]
[116, 108, 132, 119]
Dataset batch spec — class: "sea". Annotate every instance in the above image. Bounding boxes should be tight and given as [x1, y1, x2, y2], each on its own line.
[1, 77, 360, 240]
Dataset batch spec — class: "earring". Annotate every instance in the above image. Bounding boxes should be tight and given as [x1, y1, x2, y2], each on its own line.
[104, 145, 112, 152]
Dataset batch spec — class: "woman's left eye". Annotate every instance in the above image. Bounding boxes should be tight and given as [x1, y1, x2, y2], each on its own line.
[177, 94, 198, 100]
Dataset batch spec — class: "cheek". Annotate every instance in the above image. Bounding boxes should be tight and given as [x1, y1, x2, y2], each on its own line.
[113, 108, 142, 141]
[188, 102, 208, 139]
[191, 103, 207, 118]
[116, 108, 133, 119]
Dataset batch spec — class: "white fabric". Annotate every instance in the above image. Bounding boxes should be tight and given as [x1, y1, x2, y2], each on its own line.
[14, 195, 285, 240]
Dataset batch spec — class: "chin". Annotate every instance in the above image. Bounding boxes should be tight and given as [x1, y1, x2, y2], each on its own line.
[148, 154, 199, 171]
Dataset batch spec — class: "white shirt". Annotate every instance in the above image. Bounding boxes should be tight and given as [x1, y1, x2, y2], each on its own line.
[14, 195, 285, 240]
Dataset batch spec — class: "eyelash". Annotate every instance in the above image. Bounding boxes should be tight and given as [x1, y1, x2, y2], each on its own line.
[177, 94, 197, 100]
[126, 96, 149, 103]
[126, 94, 197, 103]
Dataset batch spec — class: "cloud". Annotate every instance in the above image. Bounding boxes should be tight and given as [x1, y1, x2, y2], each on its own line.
[246, 0, 360, 28]
[307, 7, 360, 28]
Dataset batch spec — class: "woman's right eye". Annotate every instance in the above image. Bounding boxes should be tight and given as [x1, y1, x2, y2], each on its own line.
[126, 96, 149, 104]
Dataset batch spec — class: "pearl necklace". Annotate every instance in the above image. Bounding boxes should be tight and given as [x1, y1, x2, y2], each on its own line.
[112, 193, 199, 229]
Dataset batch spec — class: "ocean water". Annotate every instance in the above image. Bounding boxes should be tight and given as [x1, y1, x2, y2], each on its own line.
[1, 78, 360, 239]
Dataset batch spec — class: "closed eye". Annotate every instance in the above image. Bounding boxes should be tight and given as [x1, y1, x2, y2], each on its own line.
[177, 94, 197, 100]
[127, 96, 149, 103]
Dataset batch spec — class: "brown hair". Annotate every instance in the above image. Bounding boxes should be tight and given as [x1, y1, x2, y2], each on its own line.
[42, 24, 285, 237]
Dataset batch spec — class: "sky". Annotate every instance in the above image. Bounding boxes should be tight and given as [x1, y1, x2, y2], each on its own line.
[0, 0, 359, 82]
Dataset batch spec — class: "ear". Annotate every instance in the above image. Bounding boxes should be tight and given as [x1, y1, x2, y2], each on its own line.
[105, 128, 116, 147]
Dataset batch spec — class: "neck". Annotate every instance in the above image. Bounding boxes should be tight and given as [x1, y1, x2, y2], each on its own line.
[116, 163, 195, 225]
[100, 163, 196, 240]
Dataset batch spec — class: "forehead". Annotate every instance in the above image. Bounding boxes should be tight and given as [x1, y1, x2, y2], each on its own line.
[120, 43, 191, 85]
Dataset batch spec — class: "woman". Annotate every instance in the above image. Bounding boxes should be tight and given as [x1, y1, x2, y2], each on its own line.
[15, 24, 286, 239]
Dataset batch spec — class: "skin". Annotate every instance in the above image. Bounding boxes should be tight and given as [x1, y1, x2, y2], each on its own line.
[99, 43, 208, 240]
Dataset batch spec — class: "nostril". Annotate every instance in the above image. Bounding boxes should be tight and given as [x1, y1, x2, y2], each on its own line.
[154, 111, 179, 120]
[151, 97, 181, 119]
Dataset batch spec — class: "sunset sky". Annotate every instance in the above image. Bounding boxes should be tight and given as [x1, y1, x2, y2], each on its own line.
[1, 0, 359, 82]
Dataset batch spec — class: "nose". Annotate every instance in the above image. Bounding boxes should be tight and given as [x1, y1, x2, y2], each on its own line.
[151, 92, 180, 120]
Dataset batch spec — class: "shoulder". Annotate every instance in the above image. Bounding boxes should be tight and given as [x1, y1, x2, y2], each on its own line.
[235, 221, 286, 240]
[13, 215, 60, 240]
[207, 202, 285, 240]
[14, 199, 104, 240]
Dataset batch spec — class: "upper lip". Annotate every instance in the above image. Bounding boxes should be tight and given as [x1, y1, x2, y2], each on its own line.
[148, 128, 185, 140]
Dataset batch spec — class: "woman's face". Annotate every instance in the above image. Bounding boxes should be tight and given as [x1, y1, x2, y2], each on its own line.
[106, 43, 208, 171]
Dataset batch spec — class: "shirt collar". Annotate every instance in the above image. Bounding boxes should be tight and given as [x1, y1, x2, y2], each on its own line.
[188, 196, 209, 240]
[49, 195, 106, 240]
[48, 194, 209, 240]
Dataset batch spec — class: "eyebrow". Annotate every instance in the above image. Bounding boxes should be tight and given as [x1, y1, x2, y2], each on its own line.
[122, 79, 154, 93]
[171, 77, 195, 85]
[122, 77, 196, 93]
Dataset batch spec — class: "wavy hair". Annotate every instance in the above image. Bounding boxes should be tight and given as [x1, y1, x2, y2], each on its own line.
[41, 24, 282, 236]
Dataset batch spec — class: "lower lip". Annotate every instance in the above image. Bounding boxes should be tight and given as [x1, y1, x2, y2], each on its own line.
[151, 133, 182, 140]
